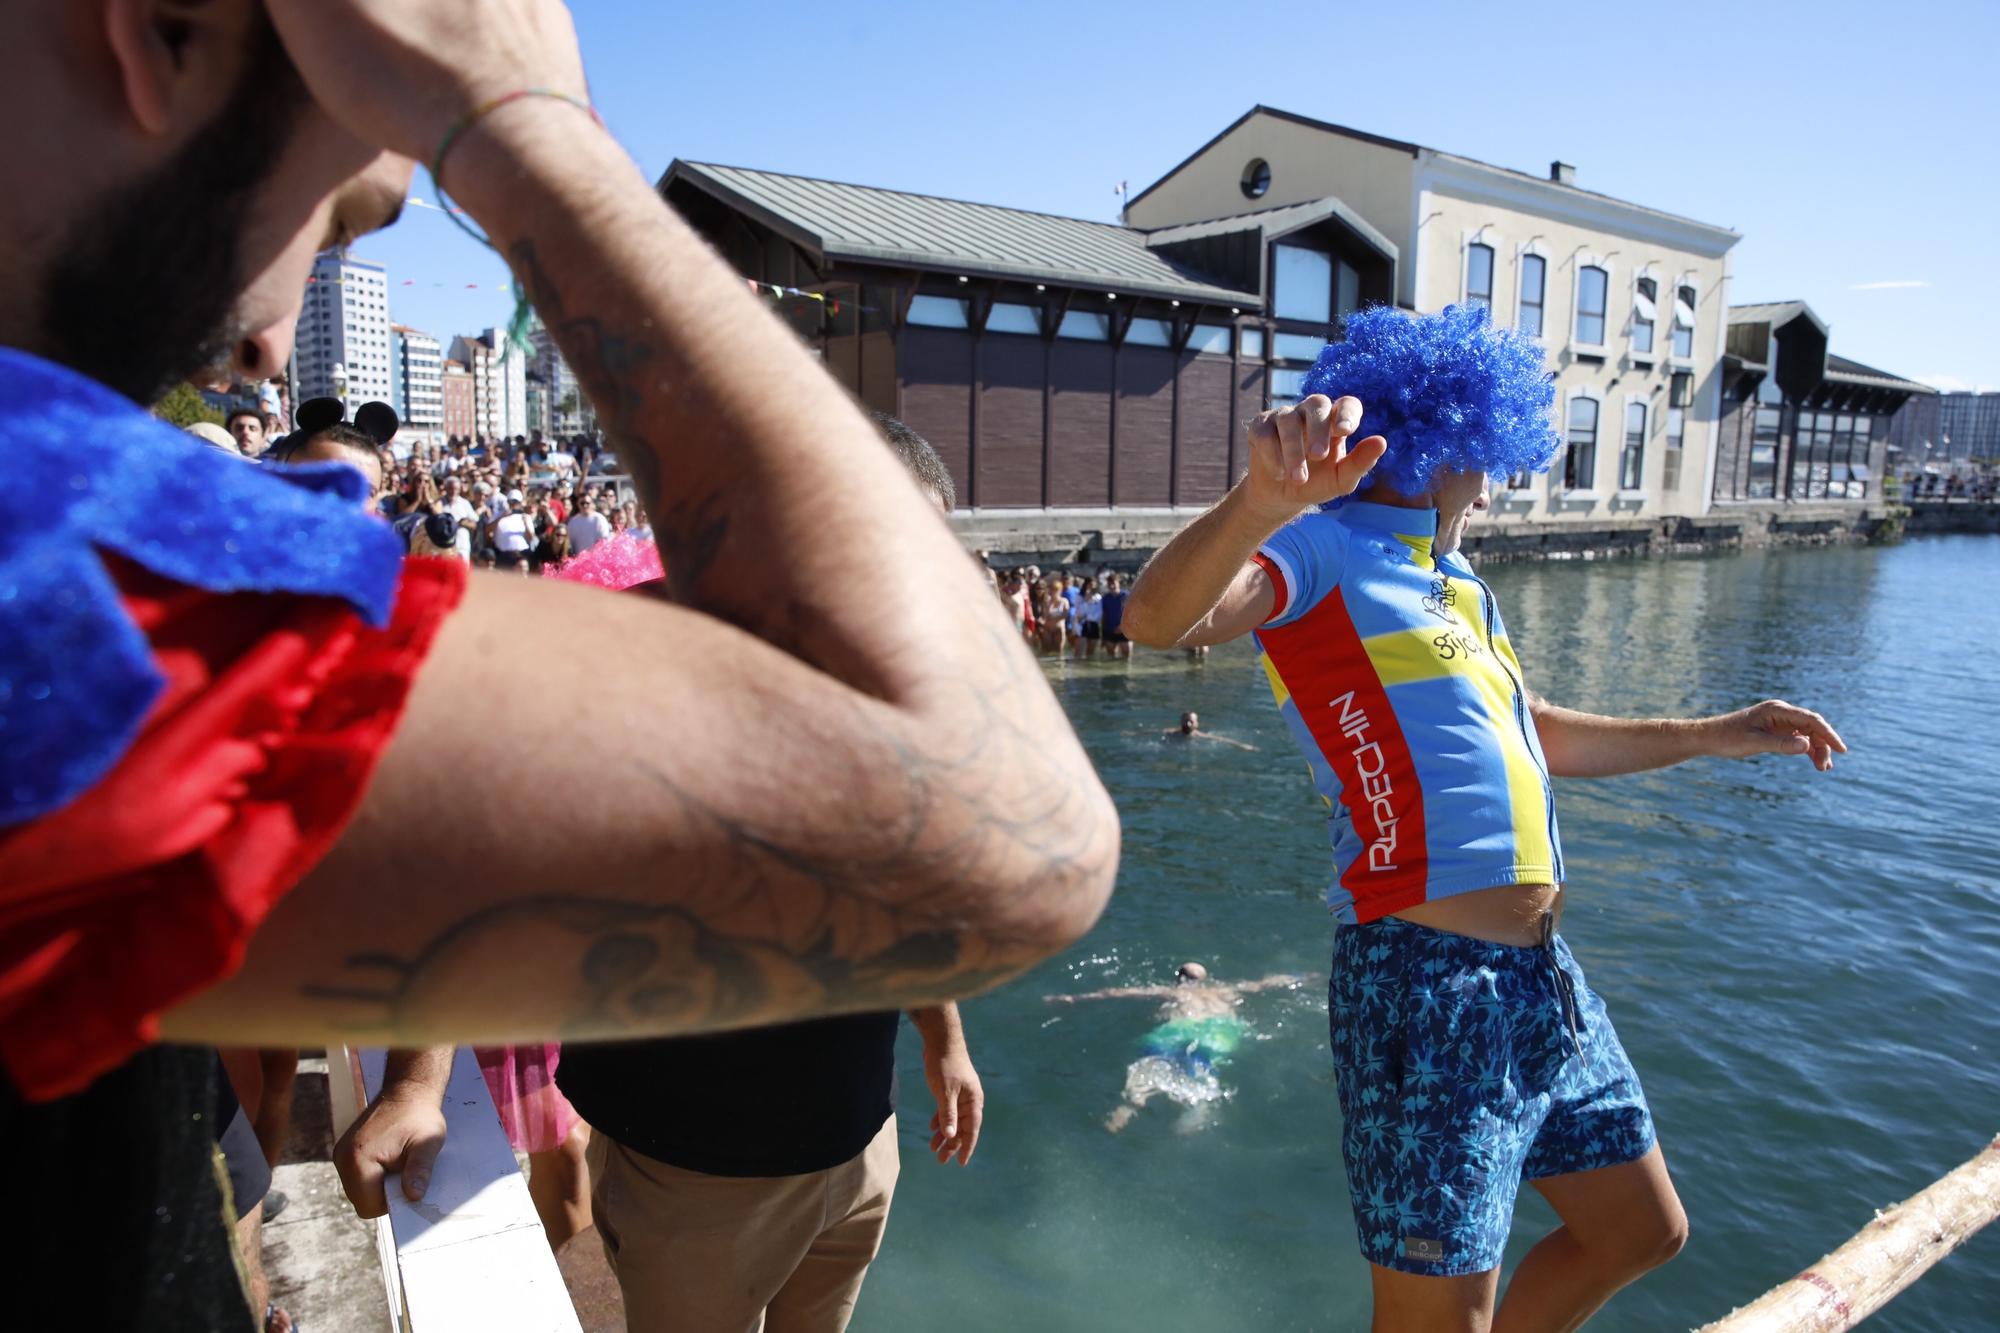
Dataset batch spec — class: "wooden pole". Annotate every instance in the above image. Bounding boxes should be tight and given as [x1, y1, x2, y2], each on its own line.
[1696, 1134, 2000, 1332]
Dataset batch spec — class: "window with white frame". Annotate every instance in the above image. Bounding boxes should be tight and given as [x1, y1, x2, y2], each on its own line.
[1671, 285, 1697, 358]
[1631, 277, 1657, 356]
[1518, 254, 1546, 337]
[1620, 401, 1647, 491]
[1661, 416, 1683, 490]
[1576, 266, 1608, 346]
[1564, 395, 1599, 491]
[1465, 242, 1494, 312]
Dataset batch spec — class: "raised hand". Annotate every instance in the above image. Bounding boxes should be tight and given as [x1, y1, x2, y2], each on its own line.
[263, 0, 589, 166]
[1243, 394, 1388, 520]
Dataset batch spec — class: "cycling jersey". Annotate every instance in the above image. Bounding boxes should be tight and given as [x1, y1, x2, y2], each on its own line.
[1252, 500, 1564, 923]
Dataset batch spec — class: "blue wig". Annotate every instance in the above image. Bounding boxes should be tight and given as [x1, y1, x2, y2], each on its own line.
[1302, 303, 1559, 498]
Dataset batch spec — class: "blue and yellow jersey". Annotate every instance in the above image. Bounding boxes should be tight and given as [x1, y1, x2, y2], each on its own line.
[1251, 501, 1564, 924]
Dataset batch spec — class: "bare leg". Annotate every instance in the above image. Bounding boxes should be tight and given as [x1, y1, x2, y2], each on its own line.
[1367, 1262, 1500, 1333]
[1492, 1145, 1687, 1333]
[252, 1050, 299, 1169]
[528, 1121, 594, 1252]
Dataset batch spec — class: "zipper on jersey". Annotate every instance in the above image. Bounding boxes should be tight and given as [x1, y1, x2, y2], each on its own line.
[1471, 574, 1564, 882]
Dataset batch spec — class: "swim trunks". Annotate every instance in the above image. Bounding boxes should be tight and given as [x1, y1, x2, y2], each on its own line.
[1141, 1014, 1245, 1075]
[1328, 915, 1653, 1276]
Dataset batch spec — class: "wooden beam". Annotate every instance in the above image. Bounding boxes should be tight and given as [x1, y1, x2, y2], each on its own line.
[1042, 288, 1075, 340]
[1697, 1134, 2000, 1333]
[893, 270, 921, 333]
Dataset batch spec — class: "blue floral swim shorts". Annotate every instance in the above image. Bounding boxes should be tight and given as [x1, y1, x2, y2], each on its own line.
[1328, 914, 1655, 1276]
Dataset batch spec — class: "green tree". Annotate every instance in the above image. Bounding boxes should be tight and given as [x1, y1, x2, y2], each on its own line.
[156, 382, 224, 428]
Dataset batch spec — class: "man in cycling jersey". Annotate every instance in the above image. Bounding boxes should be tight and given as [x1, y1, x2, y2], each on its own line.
[1121, 305, 1844, 1331]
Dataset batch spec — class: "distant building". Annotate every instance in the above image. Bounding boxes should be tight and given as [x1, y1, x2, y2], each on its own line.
[528, 322, 585, 436]
[1716, 302, 1932, 501]
[1937, 392, 2000, 466]
[297, 250, 394, 409]
[1887, 391, 1945, 471]
[391, 324, 444, 444]
[660, 105, 1738, 525]
[440, 359, 475, 440]
[450, 329, 530, 442]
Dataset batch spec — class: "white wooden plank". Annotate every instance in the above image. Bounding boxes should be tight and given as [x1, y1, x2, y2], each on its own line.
[349, 1047, 583, 1333]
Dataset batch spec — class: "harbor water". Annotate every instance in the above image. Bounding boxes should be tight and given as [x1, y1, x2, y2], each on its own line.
[857, 534, 2000, 1331]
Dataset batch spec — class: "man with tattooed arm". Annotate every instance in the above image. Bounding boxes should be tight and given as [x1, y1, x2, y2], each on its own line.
[0, 2, 1116, 1327]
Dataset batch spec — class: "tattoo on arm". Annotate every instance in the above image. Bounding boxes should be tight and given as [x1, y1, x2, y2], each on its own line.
[300, 665, 1113, 1044]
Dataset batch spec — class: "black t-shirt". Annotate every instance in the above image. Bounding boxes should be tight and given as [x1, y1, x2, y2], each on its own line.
[0, 1045, 255, 1331]
[556, 1010, 901, 1177]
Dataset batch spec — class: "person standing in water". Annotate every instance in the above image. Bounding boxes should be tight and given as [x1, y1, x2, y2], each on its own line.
[1048, 962, 1302, 1133]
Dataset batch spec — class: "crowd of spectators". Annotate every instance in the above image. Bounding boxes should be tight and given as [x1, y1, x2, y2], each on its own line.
[1901, 471, 1997, 502]
[381, 433, 650, 570]
[985, 561, 1135, 660]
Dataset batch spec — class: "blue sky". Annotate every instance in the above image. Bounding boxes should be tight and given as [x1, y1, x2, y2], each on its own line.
[360, 0, 1997, 390]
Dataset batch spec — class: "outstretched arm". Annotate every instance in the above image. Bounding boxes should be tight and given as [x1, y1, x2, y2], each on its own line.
[1046, 986, 1176, 1003]
[1236, 974, 1307, 993]
[1122, 397, 1384, 649]
[1530, 696, 1846, 778]
[1197, 733, 1258, 752]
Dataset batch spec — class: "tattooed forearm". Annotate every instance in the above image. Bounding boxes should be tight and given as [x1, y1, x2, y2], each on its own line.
[299, 660, 1116, 1043]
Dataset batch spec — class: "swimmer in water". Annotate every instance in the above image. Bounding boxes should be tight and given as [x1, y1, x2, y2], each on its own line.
[1047, 962, 1302, 1133]
[1160, 711, 1257, 750]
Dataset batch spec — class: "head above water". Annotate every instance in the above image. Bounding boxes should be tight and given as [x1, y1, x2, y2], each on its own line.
[1179, 712, 1199, 734]
[1176, 962, 1209, 984]
[1303, 305, 1558, 507]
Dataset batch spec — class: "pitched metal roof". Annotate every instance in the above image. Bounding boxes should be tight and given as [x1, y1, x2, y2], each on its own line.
[1729, 300, 1827, 335]
[667, 161, 1258, 305]
[1825, 353, 1933, 393]
[1142, 195, 1398, 262]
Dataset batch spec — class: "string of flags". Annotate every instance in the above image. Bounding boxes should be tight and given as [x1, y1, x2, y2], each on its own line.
[745, 279, 879, 316]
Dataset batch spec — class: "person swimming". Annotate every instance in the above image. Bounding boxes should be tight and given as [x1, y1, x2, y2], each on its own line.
[1159, 712, 1257, 751]
[1047, 961, 1301, 1133]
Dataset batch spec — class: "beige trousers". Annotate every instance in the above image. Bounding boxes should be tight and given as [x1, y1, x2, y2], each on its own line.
[588, 1115, 901, 1333]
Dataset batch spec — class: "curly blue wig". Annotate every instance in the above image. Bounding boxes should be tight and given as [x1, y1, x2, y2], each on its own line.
[1302, 303, 1558, 498]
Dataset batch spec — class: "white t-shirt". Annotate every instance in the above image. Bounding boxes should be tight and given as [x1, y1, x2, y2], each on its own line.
[493, 511, 535, 553]
[1079, 595, 1103, 625]
[438, 495, 477, 559]
[567, 510, 613, 555]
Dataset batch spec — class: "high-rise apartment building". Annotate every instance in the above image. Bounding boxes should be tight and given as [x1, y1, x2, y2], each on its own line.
[529, 322, 584, 436]
[440, 359, 475, 440]
[296, 250, 394, 409]
[450, 329, 531, 441]
[1938, 391, 2000, 465]
[391, 325, 444, 442]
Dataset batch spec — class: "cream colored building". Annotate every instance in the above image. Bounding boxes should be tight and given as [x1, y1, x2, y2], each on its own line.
[1126, 107, 1739, 524]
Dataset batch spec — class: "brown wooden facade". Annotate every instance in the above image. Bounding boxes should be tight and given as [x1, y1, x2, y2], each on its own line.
[662, 171, 1392, 510]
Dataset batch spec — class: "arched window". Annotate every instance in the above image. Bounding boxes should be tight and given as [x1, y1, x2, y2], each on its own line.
[1465, 243, 1494, 311]
[1518, 253, 1546, 336]
[1621, 401, 1647, 490]
[1565, 396, 1599, 490]
[1576, 265, 1608, 345]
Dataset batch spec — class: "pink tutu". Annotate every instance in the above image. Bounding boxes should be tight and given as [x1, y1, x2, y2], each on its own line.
[473, 1044, 580, 1155]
